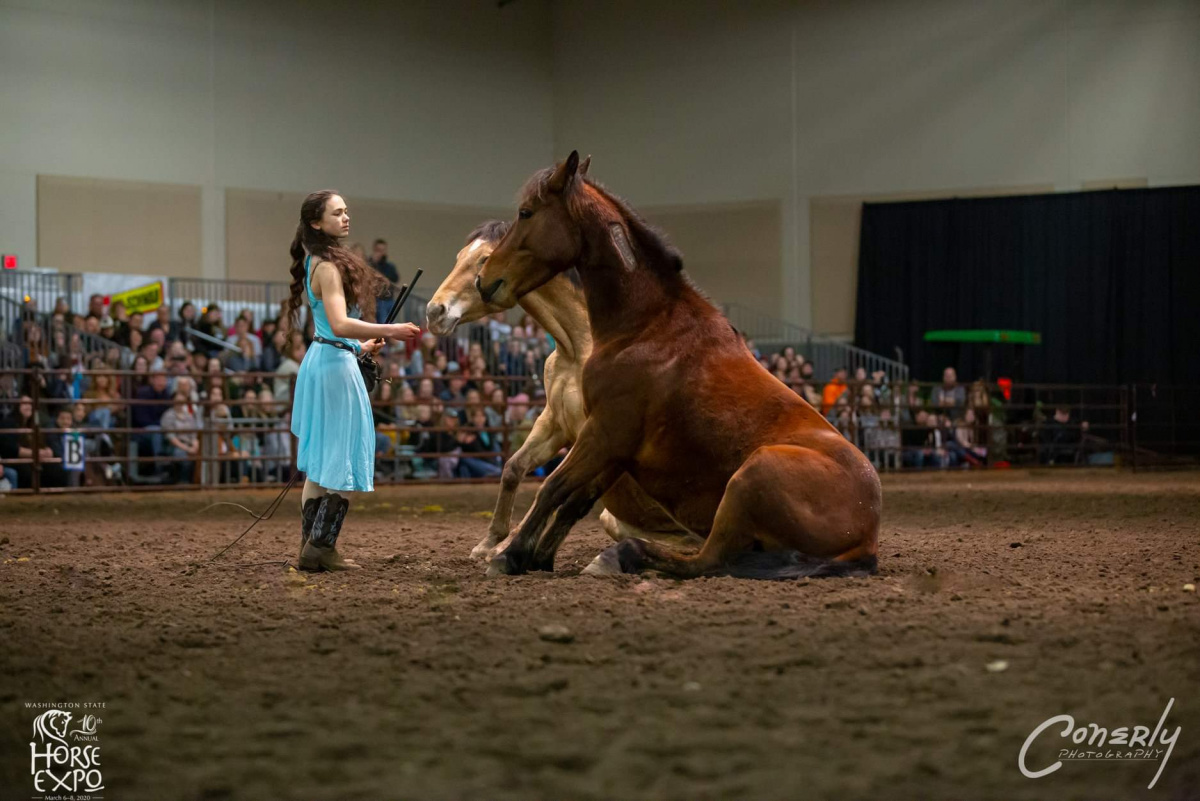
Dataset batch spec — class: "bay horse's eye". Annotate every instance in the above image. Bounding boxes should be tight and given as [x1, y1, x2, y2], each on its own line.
[518, 208, 532, 220]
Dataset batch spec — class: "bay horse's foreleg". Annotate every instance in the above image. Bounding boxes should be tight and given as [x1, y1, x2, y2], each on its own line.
[529, 466, 624, 572]
[471, 412, 569, 560]
[487, 423, 627, 576]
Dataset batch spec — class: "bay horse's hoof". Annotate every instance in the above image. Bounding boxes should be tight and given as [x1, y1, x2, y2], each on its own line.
[486, 548, 526, 577]
[582, 546, 623, 577]
[530, 552, 555, 573]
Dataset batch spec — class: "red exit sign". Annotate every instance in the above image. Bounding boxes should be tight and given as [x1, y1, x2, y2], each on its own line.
[1, 254, 16, 270]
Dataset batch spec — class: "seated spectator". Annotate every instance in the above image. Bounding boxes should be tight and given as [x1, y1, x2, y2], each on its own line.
[0, 396, 44, 488]
[0, 450, 15, 491]
[857, 394, 880, 449]
[506, 392, 534, 451]
[1042, 406, 1085, 465]
[225, 316, 262, 357]
[430, 408, 464, 479]
[73, 401, 116, 481]
[262, 329, 286, 373]
[191, 351, 209, 375]
[139, 340, 164, 372]
[22, 324, 49, 369]
[950, 408, 987, 467]
[164, 341, 192, 383]
[161, 393, 200, 484]
[128, 354, 151, 389]
[273, 341, 305, 402]
[394, 384, 419, 423]
[440, 369, 468, 408]
[931, 367, 966, 417]
[40, 407, 79, 489]
[146, 304, 180, 343]
[196, 305, 225, 356]
[261, 403, 292, 483]
[99, 315, 118, 342]
[222, 336, 260, 373]
[131, 372, 172, 471]
[83, 372, 121, 429]
[178, 302, 199, 351]
[922, 412, 951, 469]
[447, 407, 504, 479]
[117, 310, 144, 347]
[865, 406, 901, 470]
[0, 373, 21, 420]
[821, 367, 849, 414]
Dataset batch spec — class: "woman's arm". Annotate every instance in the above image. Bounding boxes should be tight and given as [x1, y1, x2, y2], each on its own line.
[312, 262, 419, 342]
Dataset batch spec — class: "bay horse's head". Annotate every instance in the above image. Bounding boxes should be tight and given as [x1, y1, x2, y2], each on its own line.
[477, 151, 591, 307]
[426, 220, 511, 335]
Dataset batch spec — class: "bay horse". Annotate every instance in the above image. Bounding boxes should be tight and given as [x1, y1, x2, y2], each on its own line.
[426, 214, 699, 561]
[475, 151, 881, 579]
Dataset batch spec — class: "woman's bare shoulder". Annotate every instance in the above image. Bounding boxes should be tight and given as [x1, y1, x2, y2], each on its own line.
[310, 259, 341, 298]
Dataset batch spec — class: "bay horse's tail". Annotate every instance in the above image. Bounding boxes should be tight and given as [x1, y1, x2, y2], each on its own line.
[718, 551, 877, 581]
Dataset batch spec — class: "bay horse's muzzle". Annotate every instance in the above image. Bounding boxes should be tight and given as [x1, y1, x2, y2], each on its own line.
[475, 275, 505, 304]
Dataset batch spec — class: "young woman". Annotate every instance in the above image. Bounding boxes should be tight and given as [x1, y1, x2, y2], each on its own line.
[285, 190, 420, 571]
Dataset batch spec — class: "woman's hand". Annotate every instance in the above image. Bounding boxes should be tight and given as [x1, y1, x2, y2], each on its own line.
[359, 339, 385, 356]
[382, 323, 422, 342]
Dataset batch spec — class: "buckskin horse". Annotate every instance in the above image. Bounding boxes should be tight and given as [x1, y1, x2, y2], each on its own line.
[474, 151, 881, 579]
[426, 208, 697, 561]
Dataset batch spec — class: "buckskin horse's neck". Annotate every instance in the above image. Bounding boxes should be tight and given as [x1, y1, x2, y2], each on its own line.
[518, 275, 591, 364]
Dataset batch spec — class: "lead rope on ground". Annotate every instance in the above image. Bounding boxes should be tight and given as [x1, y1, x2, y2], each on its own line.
[199, 471, 302, 567]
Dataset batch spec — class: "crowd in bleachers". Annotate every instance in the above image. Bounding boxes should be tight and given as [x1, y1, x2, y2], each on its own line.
[0, 288, 562, 490]
[0, 285, 1110, 492]
[746, 340, 1104, 470]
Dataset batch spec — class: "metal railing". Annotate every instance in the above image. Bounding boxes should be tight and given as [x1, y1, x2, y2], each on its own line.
[0, 368, 555, 493]
[723, 301, 910, 382]
[0, 270, 86, 316]
[2, 367, 1196, 494]
[0, 294, 133, 371]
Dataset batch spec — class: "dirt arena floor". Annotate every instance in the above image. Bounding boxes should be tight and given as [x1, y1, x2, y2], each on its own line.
[1, 471, 1198, 801]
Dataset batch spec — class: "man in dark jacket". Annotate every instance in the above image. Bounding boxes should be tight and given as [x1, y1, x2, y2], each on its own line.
[370, 239, 400, 322]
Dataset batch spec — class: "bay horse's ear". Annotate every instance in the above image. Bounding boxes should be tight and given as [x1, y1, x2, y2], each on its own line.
[547, 150, 580, 194]
[579, 155, 592, 177]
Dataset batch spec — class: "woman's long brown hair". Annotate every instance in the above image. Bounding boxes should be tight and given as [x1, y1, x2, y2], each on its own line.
[285, 190, 385, 327]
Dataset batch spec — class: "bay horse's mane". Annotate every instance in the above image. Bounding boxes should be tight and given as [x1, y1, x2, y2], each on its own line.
[521, 168, 686, 279]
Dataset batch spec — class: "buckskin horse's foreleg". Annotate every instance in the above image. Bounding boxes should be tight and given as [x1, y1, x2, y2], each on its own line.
[487, 423, 626, 576]
[471, 411, 570, 560]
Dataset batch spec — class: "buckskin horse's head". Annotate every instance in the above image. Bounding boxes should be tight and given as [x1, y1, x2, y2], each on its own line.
[426, 220, 511, 335]
[476, 151, 590, 308]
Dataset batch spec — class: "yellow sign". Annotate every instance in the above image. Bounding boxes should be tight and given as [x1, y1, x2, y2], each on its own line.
[110, 281, 164, 314]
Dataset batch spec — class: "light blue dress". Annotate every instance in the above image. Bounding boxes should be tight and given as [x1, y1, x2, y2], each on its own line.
[290, 254, 375, 492]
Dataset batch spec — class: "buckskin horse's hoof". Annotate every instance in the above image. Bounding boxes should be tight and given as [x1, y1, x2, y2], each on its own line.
[582, 545, 624, 577]
[487, 548, 526, 577]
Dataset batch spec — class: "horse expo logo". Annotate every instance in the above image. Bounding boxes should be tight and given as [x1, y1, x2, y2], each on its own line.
[1019, 698, 1181, 790]
[27, 702, 105, 797]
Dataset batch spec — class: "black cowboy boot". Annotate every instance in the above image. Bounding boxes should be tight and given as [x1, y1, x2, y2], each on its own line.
[298, 497, 321, 563]
[298, 494, 360, 572]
